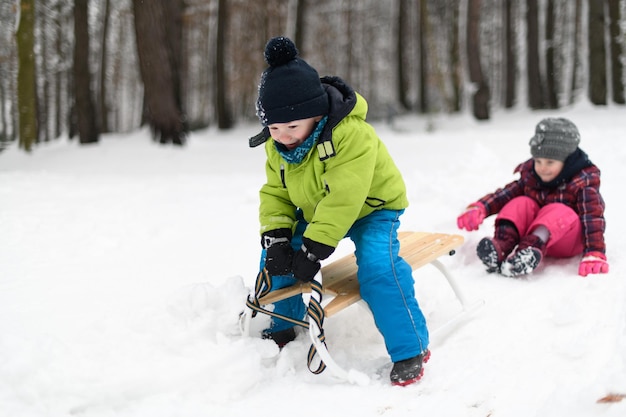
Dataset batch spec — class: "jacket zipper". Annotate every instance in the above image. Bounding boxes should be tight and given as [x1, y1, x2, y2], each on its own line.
[280, 164, 286, 188]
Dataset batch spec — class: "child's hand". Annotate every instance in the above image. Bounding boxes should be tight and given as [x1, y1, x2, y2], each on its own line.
[262, 229, 294, 276]
[265, 242, 294, 276]
[578, 252, 609, 276]
[292, 249, 320, 282]
[457, 204, 486, 231]
[292, 238, 335, 282]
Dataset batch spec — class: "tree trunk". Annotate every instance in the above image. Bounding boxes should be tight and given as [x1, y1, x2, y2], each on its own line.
[73, 0, 99, 144]
[39, 8, 49, 143]
[397, 0, 410, 110]
[133, 0, 187, 144]
[16, 0, 38, 152]
[544, 0, 558, 108]
[569, 0, 582, 105]
[293, 0, 306, 53]
[99, 0, 111, 133]
[466, 0, 490, 120]
[215, 0, 232, 129]
[54, 3, 65, 139]
[607, 0, 625, 104]
[448, 0, 462, 112]
[1, 78, 7, 146]
[526, 0, 544, 109]
[418, 0, 429, 113]
[503, 0, 516, 108]
[588, 0, 607, 105]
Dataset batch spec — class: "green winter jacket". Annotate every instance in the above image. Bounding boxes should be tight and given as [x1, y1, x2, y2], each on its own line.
[255, 76, 409, 249]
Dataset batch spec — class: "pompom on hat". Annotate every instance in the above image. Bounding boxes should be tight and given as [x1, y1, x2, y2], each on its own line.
[529, 117, 581, 161]
[256, 37, 329, 126]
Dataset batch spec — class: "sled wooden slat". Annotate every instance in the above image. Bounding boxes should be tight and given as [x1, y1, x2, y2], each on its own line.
[255, 231, 464, 317]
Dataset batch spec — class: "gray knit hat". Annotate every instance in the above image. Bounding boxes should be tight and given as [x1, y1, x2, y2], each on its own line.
[529, 118, 580, 161]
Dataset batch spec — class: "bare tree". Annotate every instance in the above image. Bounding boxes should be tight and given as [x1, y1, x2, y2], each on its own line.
[448, 0, 462, 112]
[292, 0, 306, 51]
[181, 1, 212, 130]
[569, 0, 583, 105]
[503, 0, 516, 108]
[0, 2, 13, 147]
[73, 0, 99, 144]
[397, 0, 411, 110]
[215, 0, 232, 129]
[109, 2, 142, 132]
[527, 0, 544, 109]
[588, 0, 607, 104]
[99, 0, 111, 133]
[467, 0, 490, 119]
[544, 0, 558, 108]
[17, 0, 38, 151]
[133, 0, 187, 145]
[37, 3, 50, 143]
[0, 75, 6, 144]
[607, 0, 624, 104]
[418, 0, 429, 113]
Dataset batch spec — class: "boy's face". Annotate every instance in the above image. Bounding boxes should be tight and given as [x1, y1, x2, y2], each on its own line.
[268, 116, 322, 150]
[533, 157, 564, 182]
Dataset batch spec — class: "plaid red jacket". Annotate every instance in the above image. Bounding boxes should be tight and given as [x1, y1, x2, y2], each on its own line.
[477, 158, 606, 255]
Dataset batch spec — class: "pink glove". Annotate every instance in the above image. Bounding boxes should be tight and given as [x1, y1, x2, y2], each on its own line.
[457, 204, 487, 231]
[578, 251, 609, 277]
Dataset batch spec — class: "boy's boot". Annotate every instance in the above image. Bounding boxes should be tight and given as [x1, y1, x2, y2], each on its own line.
[476, 223, 520, 273]
[500, 234, 546, 277]
[390, 349, 431, 386]
[262, 327, 296, 348]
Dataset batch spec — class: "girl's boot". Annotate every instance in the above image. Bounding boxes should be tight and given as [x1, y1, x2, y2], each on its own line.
[500, 234, 546, 277]
[476, 222, 520, 273]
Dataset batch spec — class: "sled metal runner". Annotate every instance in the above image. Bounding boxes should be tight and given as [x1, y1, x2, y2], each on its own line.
[240, 231, 484, 383]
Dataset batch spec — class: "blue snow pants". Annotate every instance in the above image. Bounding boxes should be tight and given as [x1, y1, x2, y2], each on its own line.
[259, 209, 429, 362]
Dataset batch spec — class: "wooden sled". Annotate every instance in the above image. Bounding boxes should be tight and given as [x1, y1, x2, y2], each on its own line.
[240, 231, 483, 383]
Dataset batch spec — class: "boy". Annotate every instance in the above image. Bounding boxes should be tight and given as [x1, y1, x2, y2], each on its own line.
[249, 36, 429, 386]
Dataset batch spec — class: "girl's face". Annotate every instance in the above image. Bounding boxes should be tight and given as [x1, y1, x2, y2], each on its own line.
[533, 157, 564, 182]
[268, 116, 322, 150]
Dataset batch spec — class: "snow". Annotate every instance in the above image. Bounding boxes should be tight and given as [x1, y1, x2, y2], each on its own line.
[1, 103, 625, 417]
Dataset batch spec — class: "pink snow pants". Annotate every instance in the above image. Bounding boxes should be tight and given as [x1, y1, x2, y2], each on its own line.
[496, 196, 584, 258]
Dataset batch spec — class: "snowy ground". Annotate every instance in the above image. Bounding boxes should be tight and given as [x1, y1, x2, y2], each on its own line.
[1, 103, 625, 417]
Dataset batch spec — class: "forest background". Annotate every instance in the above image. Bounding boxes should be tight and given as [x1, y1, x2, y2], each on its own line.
[0, 0, 624, 152]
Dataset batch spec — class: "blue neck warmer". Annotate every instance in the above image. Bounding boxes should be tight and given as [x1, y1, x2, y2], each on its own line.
[274, 116, 328, 164]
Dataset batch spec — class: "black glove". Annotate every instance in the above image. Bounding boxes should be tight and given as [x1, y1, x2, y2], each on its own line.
[262, 229, 293, 276]
[292, 237, 335, 282]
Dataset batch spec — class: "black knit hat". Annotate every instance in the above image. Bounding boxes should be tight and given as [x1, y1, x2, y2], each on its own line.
[256, 37, 329, 126]
[529, 118, 581, 161]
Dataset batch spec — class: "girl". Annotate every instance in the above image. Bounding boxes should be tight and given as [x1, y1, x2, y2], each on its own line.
[457, 118, 608, 277]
